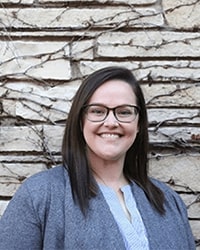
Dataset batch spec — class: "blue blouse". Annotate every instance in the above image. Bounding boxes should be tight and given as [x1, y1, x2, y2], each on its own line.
[99, 184, 149, 250]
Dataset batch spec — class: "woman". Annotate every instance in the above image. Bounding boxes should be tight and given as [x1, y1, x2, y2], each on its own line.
[0, 66, 195, 249]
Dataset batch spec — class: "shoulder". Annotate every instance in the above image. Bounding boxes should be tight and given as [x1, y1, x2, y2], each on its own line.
[1, 166, 70, 236]
[150, 178, 187, 212]
[151, 178, 179, 197]
[25, 165, 67, 186]
[150, 178, 172, 192]
[151, 178, 180, 198]
[18, 166, 69, 200]
[9, 166, 70, 216]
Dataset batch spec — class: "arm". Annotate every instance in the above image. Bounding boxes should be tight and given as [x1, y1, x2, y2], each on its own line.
[155, 179, 196, 249]
[170, 190, 196, 249]
[0, 183, 43, 249]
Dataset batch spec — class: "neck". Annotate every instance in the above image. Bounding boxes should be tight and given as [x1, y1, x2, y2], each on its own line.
[90, 160, 129, 191]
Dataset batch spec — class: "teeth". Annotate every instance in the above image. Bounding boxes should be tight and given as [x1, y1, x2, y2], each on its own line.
[101, 134, 119, 138]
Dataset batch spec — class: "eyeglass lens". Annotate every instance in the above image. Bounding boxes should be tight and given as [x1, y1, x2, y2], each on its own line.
[84, 105, 139, 123]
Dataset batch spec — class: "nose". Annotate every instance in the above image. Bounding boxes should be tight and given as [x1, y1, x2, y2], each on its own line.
[103, 110, 119, 126]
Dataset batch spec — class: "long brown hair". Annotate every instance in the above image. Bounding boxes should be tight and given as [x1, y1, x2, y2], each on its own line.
[62, 66, 165, 215]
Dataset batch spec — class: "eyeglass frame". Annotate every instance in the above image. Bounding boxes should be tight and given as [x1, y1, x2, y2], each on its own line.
[82, 104, 140, 123]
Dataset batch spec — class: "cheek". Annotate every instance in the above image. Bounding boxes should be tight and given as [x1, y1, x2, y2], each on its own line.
[82, 120, 95, 143]
[129, 130, 138, 143]
[82, 120, 88, 140]
[135, 118, 140, 134]
[128, 122, 139, 142]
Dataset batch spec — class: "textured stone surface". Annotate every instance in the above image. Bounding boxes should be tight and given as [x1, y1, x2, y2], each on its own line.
[0, 0, 199, 244]
[149, 154, 200, 191]
[40, 0, 157, 3]
[0, 81, 79, 121]
[0, 201, 9, 217]
[0, 41, 71, 80]
[0, 163, 47, 196]
[0, 7, 163, 29]
[0, 125, 64, 152]
[163, 0, 200, 30]
[80, 60, 200, 81]
[97, 31, 200, 57]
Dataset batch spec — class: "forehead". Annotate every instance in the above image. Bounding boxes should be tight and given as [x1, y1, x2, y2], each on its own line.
[89, 80, 137, 105]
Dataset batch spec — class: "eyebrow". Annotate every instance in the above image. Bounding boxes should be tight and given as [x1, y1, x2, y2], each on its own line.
[87, 103, 137, 107]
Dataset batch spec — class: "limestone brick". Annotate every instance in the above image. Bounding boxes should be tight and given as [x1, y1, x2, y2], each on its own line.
[180, 193, 200, 242]
[0, 154, 62, 164]
[0, 58, 71, 80]
[39, 0, 157, 5]
[80, 60, 200, 82]
[0, 163, 47, 196]
[79, 61, 137, 76]
[148, 108, 200, 125]
[0, 201, 9, 218]
[149, 126, 200, 147]
[0, 41, 71, 80]
[142, 83, 200, 107]
[1, 0, 33, 3]
[97, 31, 200, 57]
[26, 59, 71, 80]
[190, 221, 200, 245]
[71, 40, 94, 60]
[0, 41, 69, 60]
[0, 126, 42, 152]
[0, 7, 163, 29]
[0, 125, 64, 152]
[180, 194, 200, 219]
[0, 81, 79, 121]
[149, 154, 200, 191]
[163, 0, 200, 30]
[134, 60, 200, 82]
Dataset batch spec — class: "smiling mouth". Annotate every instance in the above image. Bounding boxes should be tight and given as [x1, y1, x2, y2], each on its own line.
[100, 133, 120, 139]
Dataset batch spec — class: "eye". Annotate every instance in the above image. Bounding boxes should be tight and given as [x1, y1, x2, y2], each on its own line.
[116, 107, 133, 116]
[88, 106, 106, 116]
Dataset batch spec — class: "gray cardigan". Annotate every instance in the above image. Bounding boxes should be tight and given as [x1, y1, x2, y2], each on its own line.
[0, 166, 195, 250]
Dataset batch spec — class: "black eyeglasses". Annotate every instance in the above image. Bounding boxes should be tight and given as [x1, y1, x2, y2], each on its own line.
[83, 104, 139, 123]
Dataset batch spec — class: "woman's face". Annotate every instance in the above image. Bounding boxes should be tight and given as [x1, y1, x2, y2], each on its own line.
[82, 79, 139, 164]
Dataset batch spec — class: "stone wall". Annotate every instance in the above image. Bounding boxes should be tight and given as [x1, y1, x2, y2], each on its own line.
[0, 0, 199, 247]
